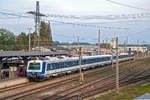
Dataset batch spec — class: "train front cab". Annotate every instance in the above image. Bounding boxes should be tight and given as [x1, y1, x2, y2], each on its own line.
[27, 60, 45, 81]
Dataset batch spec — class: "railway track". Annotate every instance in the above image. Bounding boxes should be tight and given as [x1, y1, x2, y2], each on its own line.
[0, 57, 150, 100]
[0, 82, 35, 93]
[49, 67, 150, 100]
[82, 67, 150, 99]
[39, 58, 150, 100]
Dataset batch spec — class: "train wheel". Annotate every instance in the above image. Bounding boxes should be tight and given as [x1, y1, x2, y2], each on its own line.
[29, 78, 33, 82]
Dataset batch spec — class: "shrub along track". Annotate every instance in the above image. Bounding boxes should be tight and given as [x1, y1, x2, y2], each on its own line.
[0, 57, 150, 100]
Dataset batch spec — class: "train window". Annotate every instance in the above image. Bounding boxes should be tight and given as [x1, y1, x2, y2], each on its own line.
[67, 62, 69, 67]
[101, 58, 103, 61]
[71, 61, 73, 66]
[69, 62, 71, 67]
[61, 62, 64, 68]
[63, 62, 65, 68]
[47, 64, 50, 70]
[46, 64, 49, 71]
[76, 61, 78, 65]
[70, 61, 72, 66]
[66, 62, 68, 67]
[58, 63, 60, 68]
[59, 63, 62, 68]
[103, 57, 106, 61]
[64, 62, 67, 67]
[59, 63, 61, 68]
[50, 64, 53, 70]
[82, 60, 85, 64]
[73, 61, 75, 66]
[58, 63, 60, 69]
[53, 64, 57, 69]
[56, 63, 58, 69]
[65, 62, 67, 67]
[56, 64, 58, 69]
[85, 60, 87, 64]
[77, 60, 79, 65]
[60, 63, 62, 68]
[62, 63, 64, 68]
[72, 61, 74, 66]
[28, 63, 40, 70]
[53, 64, 55, 69]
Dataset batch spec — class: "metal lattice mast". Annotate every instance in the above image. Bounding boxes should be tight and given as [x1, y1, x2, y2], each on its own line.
[36, 1, 40, 48]
[27, 1, 45, 49]
[98, 30, 100, 54]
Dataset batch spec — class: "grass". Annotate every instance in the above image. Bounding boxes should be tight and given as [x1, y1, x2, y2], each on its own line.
[95, 83, 150, 100]
[92, 61, 150, 100]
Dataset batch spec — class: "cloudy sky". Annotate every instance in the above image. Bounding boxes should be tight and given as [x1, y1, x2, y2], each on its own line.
[0, 0, 150, 44]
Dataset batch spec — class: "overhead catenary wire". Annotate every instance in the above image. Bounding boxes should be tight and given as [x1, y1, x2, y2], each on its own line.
[46, 13, 150, 20]
[105, 0, 150, 11]
[0, 10, 129, 30]
[0, 10, 149, 31]
[46, 19, 128, 30]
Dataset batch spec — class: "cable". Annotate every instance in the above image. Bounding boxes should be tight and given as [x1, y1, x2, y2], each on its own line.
[0, 11, 129, 30]
[0, 11, 31, 18]
[105, 0, 150, 11]
[47, 19, 128, 30]
[47, 13, 150, 20]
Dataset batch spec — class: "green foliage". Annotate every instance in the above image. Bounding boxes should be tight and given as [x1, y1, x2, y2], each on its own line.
[0, 28, 16, 50]
[0, 21, 53, 51]
[16, 32, 28, 50]
[40, 21, 53, 46]
[97, 84, 150, 100]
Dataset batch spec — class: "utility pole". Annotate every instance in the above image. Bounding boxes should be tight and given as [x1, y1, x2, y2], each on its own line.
[79, 47, 84, 84]
[124, 40, 126, 53]
[137, 40, 139, 58]
[98, 30, 100, 54]
[28, 28, 32, 51]
[77, 36, 84, 84]
[77, 36, 80, 48]
[143, 41, 145, 58]
[103, 40, 105, 49]
[126, 36, 128, 53]
[106, 39, 108, 50]
[116, 37, 119, 94]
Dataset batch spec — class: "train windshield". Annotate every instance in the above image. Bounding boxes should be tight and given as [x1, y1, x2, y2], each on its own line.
[28, 63, 40, 70]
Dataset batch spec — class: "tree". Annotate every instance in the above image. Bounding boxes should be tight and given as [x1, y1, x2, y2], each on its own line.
[16, 32, 28, 50]
[0, 28, 16, 50]
[40, 21, 53, 47]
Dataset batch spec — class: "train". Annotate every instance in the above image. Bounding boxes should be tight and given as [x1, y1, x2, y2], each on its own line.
[26, 53, 134, 81]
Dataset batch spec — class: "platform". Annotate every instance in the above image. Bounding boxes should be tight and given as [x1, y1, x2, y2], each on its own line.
[0, 78, 29, 89]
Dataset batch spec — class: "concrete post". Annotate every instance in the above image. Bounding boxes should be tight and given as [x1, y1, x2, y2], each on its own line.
[116, 37, 119, 94]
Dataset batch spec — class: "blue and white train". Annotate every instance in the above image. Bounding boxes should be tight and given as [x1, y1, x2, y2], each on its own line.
[26, 53, 134, 81]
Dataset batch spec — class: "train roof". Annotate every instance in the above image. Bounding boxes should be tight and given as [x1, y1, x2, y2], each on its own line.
[42, 54, 112, 63]
[28, 53, 133, 63]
